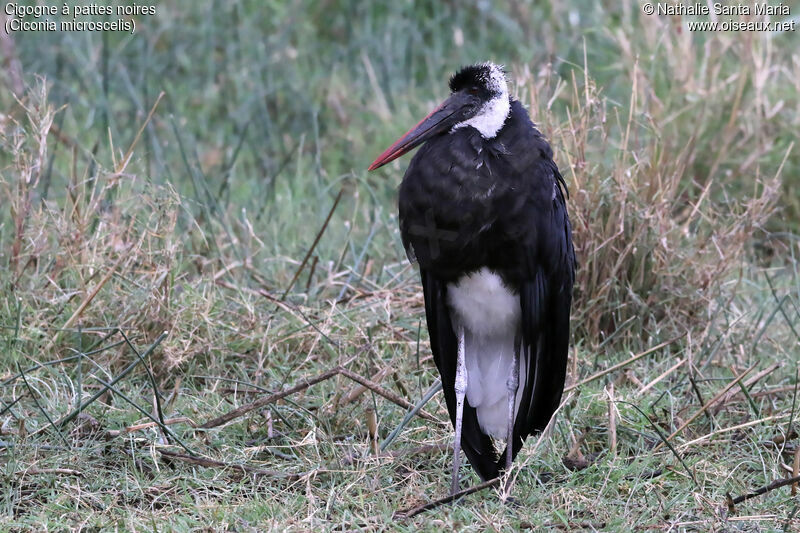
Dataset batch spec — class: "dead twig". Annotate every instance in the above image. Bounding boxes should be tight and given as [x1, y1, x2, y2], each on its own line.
[114, 91, 165, 174]
[394, 478, 501, 519]
[366, 406, 379, 455]
[607, 384, 617, 456]
[199, 365, 441, 430]
[158, 449, 305, 480]
[338, 365, 392, 407]
[381, 443, 449, 459]
[726, 474, 800, 513]
[280, 187, 344, 300]
[565, 334, 685, 392]
[15, 468, 83, 477]
[337, 367, 441, 424]
[50, 246, 133, 348]
[730, 385, 798, 401]
[105, 417, 196, 437]
[654, 363, 756, 452]
[199, 367, 341, 429]
[636, 358, 685, 397]
[627, 469, 664, 481]
[543, 521, 608, 531]
[713, 362, 780, 412]
[679, 413, 790, 450]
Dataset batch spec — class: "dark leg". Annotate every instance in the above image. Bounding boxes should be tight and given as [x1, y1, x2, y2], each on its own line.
[451, 324, 467, 496]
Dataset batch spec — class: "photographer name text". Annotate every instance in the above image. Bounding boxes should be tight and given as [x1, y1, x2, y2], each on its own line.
[651, 2, 789, 16]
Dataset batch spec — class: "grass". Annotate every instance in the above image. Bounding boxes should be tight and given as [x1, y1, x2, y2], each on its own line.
[1, 0, 800, 530]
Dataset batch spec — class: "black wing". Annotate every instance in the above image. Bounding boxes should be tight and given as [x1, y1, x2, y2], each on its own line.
[400, 129, 504, 481]
[420, 269, 500, 481]
[498, 158, 575, 467]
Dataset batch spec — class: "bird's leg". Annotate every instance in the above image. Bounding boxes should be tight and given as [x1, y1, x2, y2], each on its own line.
[451, 324, 467, 496]
[505, 334, 521, 472]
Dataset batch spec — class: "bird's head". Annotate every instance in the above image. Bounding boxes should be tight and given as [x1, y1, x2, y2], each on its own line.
[368, 62, 510, 171]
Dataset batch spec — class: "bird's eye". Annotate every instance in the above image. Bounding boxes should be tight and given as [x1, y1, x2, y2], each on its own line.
[468, 88, 479, 95]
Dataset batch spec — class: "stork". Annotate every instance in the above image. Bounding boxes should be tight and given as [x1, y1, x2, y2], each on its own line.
[368, 62, 575, 495]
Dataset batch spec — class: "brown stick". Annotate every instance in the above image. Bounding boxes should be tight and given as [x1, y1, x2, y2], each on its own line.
[366, 406, 379, 455]
[116, 91, 165, 174]
[545, 522, 608, 531]
[52, 245, 132, 348]
[726, 474, 800, 511]
[199, 366, 441, 429]
[280, 188, 344, 300]
[106, 417, 196, 437]
[339, 365, 392, 406]
[337, 367, 441, 424]
[713, 362, 780, 412]
[381, 443, 449, 459]
[158, 449, 305, 480]
[199, 367, 341, 429]
[607, 384, 617, 456]
[679, 413, 789, 450]
[636, 358, 685, 397]
[654, 364, 756, 452]
[16, 468, 83, 477]
[394, 478, 501, 519]
[565, 333, 685, 392]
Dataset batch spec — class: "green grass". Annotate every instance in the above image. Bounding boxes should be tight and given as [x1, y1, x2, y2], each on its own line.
[2, 0, 800, 530]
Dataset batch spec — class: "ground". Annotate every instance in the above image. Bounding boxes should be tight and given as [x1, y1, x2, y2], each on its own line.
[1, 1, 799, 531]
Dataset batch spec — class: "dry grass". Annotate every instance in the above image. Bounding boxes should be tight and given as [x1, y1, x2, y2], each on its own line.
[518, 41, 788, 346]
[1, 1, 800, 530]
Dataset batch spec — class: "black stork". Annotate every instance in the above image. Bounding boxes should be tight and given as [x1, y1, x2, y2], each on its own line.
[368, 62, 575, 494]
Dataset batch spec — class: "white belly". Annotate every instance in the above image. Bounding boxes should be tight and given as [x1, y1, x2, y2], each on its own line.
[446, 268, 526, 439]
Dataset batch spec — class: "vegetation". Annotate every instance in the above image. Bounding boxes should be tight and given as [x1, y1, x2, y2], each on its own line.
[1, 1, 799, 530]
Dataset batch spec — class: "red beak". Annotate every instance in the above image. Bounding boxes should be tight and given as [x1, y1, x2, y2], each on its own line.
[368, 92, 474, 171]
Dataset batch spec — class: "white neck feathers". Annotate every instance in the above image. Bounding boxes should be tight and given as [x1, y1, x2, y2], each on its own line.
[451, 64, 511, 139]
[452, 92, 510, 139]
